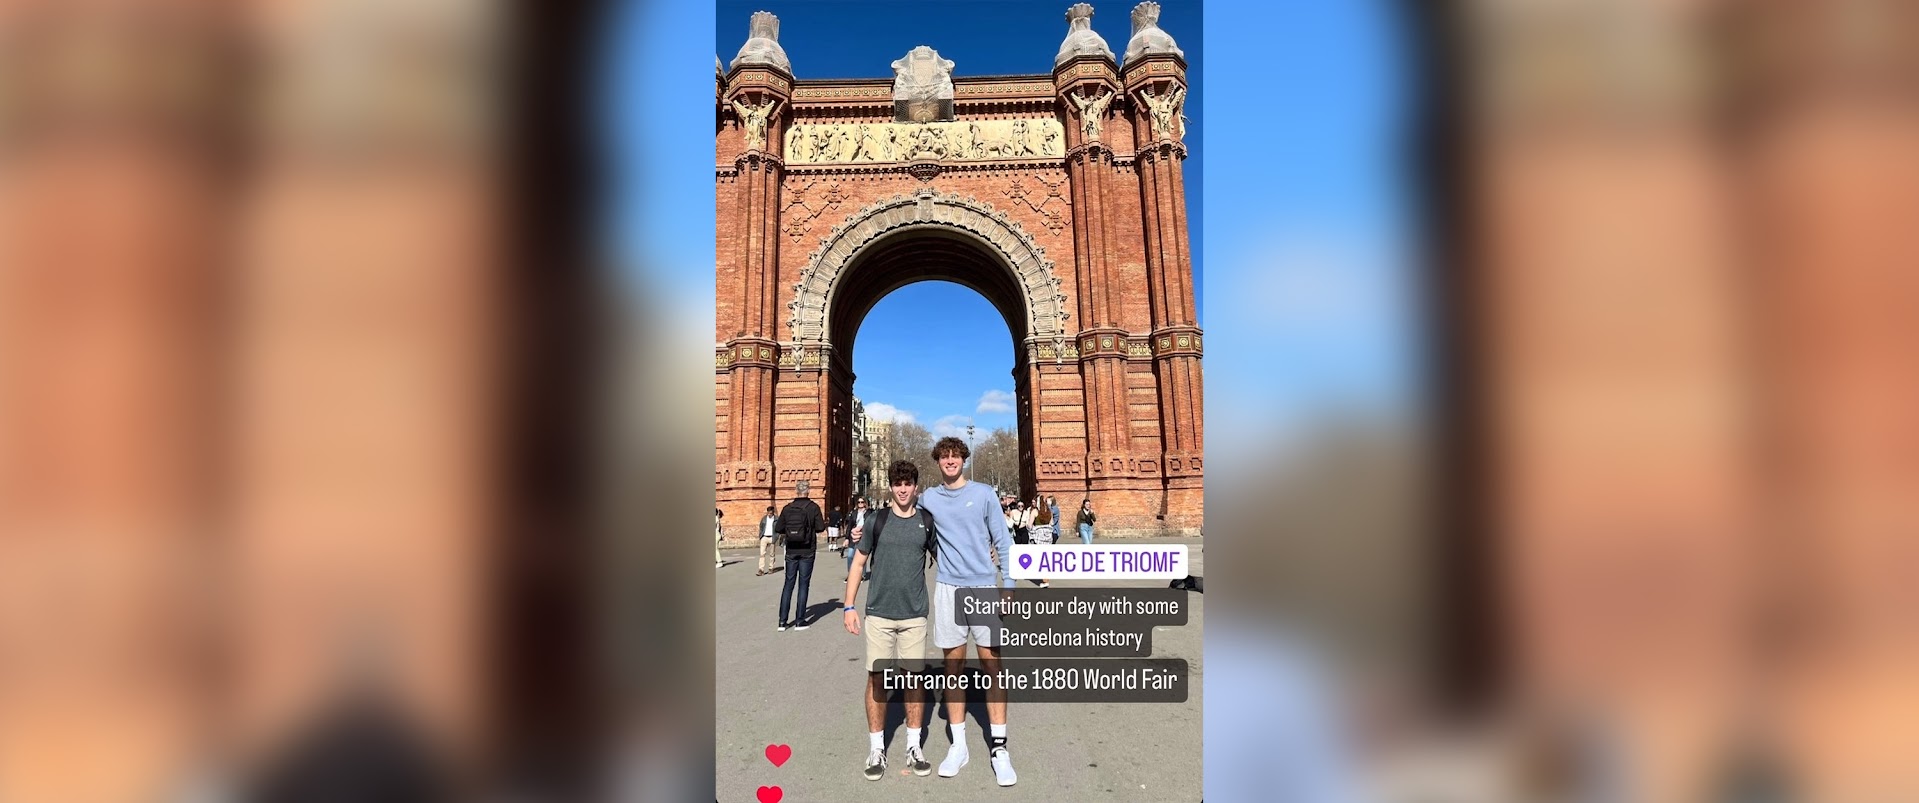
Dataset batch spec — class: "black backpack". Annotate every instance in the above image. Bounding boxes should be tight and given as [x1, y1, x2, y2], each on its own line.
[861, 507, 938, 581]
[780, 499, 816, 547]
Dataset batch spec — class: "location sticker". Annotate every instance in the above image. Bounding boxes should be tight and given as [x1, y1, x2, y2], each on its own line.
[1007, 544, 1189, 580]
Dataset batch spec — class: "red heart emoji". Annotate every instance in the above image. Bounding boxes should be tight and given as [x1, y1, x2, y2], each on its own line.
[756, 786, 783, 803]
[764, 743, 791, 767]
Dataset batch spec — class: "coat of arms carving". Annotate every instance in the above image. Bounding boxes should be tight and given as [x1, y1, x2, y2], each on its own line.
[890, 46, 955, 123]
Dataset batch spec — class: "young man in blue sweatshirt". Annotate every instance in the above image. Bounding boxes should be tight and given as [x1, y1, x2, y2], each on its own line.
[917, 436, 1018, 786]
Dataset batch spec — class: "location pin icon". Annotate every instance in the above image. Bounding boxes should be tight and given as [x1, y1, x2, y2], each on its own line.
[1018, 554, 1032, 570]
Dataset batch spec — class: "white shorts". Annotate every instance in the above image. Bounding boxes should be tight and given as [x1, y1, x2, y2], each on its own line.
[931, 581, 1002, 650]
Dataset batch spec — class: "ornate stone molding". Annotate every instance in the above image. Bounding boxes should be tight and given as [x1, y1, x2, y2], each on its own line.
[957, 80, 1055, 97]
[789, 190, 1069, 347]
[791, 78, 1054, 104]
[793, 85, 892, 101]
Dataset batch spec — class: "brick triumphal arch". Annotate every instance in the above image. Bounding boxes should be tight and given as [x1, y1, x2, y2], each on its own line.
[717, 3, 1202, 538]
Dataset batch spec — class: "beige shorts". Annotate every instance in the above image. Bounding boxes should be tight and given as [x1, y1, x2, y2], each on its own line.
[863, 615, 928, 673]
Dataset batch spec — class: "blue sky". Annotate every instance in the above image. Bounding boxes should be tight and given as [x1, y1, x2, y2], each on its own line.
[606, 0, 1418, 458]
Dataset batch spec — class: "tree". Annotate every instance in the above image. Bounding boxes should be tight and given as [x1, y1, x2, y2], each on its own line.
[884, 420, 935, 491]
[970, 427, 1020, 495]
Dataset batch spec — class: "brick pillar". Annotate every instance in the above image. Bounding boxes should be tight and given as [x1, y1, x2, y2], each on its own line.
[1465, 1, 1760, 799]
[1741, 1, 1919, 795]
[0, 5, 225, 800]
[715, 61, 791, 537]
[1057, 54, 1153, 533]
[1124, 52, 1203, 536]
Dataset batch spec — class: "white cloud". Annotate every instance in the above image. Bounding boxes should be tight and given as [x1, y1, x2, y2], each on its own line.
[930, 414, 974, 440]
[975, 389, 1015, 415]
[863, 402, 916, 425]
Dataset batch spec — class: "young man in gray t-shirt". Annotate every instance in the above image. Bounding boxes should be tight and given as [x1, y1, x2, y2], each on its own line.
[843, 459, 937, 780]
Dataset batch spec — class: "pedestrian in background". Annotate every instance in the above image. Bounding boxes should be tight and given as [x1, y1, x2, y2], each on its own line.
[776, 480, 826, 631]
[758, 505, 780, 576]
[1029, 495, 1053, 588]
[827, 506, 844, 558]
[715, 508, 725, 568]
[846, 497, 870, 577]
[1077, 499, 1095, 545]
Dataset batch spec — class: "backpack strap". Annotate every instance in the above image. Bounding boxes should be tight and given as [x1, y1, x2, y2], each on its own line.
[858, 510, 888, 581]
[919, 509, 938, 567]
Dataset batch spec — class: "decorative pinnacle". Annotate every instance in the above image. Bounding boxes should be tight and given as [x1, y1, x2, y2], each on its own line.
[1068, 3, 1094, 29]
[1130, 1, 1159, 30]
[731, 10, 793, 73]
[1123, 1, 1183, 63]
[748, 11, 779, 40]
[1056, 2, 1115, 66]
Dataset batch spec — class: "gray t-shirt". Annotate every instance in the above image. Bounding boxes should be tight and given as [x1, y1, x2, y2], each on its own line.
[856, 507, 933, 620]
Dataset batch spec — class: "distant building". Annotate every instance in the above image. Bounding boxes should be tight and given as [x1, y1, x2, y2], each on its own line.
[865, 416, 891, 496]
[850, 397, 869, 499]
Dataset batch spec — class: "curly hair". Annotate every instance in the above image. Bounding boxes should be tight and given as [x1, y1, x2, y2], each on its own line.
[931, 436, 970, 461]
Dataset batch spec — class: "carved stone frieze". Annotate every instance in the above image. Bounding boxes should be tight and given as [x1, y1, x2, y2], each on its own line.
[782, 118, 1064, 164]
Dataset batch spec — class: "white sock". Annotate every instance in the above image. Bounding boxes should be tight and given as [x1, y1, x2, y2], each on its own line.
[990, 723, 1007, 740]
[906, 727, 923, 749]
[949, 722, 967, 746]
[869, 731, 883, 751]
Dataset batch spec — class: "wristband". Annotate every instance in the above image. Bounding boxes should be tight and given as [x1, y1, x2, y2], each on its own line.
[844, 605, 856, 612]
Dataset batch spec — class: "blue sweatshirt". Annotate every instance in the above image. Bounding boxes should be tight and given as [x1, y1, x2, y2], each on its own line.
[918, 479, 1014, 588]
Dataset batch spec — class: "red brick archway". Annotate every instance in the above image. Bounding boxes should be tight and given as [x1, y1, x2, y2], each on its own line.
[716, 10, 1201, 538]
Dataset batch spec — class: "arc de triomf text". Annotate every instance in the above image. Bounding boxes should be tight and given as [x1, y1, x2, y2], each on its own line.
[717, 4, 1201, 538]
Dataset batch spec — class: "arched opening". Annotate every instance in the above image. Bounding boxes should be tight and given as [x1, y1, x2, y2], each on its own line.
[820, 227, 1038, 511]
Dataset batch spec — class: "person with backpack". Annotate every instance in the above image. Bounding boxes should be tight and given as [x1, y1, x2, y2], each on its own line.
[776, 480, 826, 631]
[842, 460, 939, 780]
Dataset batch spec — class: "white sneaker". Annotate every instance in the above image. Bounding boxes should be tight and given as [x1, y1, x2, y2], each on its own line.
[938, 745, 968, 777]
[990, 747, 1017, 786]
[905, 744, 932, 776]
[863, 747, 886, 781]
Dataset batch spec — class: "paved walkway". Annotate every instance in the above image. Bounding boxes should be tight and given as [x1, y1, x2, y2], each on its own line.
[715, 539, 1204, 801]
